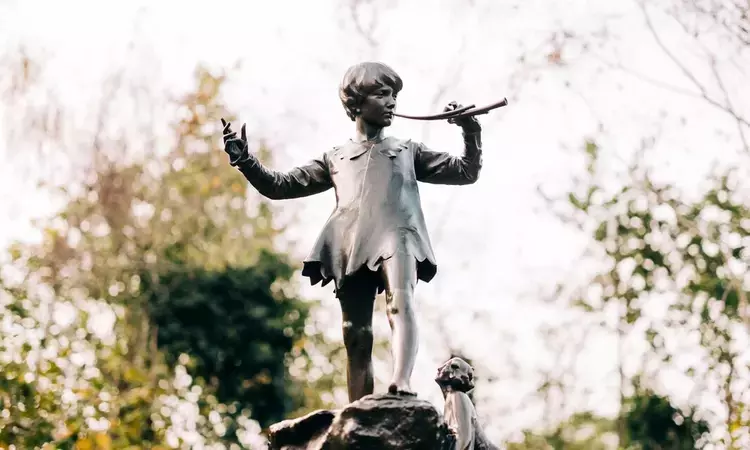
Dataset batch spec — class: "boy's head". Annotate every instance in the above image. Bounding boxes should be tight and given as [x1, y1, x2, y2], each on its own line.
[339, 62, 403, 123]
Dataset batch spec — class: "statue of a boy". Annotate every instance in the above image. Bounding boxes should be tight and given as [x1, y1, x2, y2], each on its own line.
[221, 62, 483, 402]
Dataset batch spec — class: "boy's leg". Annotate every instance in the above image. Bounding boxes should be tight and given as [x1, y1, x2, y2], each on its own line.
[381, 251, 418, 395]
[337, 277, 378, 402]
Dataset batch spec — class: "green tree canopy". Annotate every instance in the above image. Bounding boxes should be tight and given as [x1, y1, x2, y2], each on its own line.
[538, 138, 747, 448]
[507, 390, 709, 449]
[0, 64, 337, 449]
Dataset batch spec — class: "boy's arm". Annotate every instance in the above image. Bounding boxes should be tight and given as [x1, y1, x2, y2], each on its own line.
[221, 119, 332, 199]
[231, 150, 333, 200]
[414, 129, 482, 185]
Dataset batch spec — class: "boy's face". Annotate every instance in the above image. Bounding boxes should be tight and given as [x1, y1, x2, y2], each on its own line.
[358, 84, 397, 127]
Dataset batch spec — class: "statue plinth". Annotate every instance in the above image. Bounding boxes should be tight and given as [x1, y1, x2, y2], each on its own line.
[268, 394, 456, 450]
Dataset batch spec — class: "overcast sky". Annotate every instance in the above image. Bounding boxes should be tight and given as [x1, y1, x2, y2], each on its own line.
[1, 0, 748, 442]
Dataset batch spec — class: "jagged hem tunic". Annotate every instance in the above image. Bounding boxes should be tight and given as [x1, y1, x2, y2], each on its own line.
[231, 132, 482, 298]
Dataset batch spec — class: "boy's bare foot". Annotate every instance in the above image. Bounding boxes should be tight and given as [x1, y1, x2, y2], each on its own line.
[388, 382, 417, 396]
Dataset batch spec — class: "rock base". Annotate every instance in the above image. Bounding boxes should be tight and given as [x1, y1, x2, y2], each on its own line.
[268, 394, 456, 450]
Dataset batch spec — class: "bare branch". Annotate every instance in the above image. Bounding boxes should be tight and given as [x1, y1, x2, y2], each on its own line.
[682, 0, 750, 47]
[348, 0, 380, 52]
[708, 55, 750, 153]
[639, 1, 712, 96]
[637, 0, 750, 137]
[592, 53, 713, 101]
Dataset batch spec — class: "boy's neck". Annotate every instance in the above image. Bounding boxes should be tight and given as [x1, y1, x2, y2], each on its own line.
[353, 118, 385, 143]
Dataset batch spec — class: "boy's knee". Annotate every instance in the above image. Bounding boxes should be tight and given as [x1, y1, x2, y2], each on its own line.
[342, 321, 374, 351]
[387, 289, 415, 314]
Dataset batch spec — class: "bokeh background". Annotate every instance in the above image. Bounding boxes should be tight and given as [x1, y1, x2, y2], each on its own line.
[1, 0, 749, 448]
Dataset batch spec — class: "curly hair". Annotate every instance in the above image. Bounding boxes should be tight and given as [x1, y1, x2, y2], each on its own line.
[339, 62, 403, 121]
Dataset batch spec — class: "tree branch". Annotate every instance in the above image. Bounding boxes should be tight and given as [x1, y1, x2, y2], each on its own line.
[636, 0, 750, 153]
[708, 54, 750, 153]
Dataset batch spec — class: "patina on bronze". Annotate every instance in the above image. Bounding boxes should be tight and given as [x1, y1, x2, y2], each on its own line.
[220, 61, 497, 403]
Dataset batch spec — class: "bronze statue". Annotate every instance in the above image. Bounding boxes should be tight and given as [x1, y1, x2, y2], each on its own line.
[221, 62, 503, 402]
[436, 357, 499, 450]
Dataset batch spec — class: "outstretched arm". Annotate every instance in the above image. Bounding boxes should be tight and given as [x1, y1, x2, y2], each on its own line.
[222, 119, 332, 200]
[232, 152, 332, 200]
[414, 102, 483, 185]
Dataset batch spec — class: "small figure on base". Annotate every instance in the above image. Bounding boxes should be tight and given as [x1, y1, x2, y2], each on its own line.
[436, 357, 499, 450]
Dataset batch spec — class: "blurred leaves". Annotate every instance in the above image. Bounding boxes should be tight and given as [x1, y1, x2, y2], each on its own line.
[541, 137, 750, 447]
[0, 60, 340, 449]
[143, 259, 310, 428]
[623, 388, 710, 450]
[508, 390, 709, 449]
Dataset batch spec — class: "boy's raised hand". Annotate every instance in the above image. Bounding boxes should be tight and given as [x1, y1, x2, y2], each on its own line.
[444, 101, 481, 133]
[221, 118, 249, 162]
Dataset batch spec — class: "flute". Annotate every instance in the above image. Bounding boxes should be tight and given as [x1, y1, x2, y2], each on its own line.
[393, 98, 508, 121]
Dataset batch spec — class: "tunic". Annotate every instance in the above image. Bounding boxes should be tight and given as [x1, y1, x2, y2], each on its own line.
[231, 132, 482, 294]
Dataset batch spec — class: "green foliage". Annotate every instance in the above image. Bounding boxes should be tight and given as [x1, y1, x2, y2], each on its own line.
[507, 391, 709, 450]
[623, 389, 710, 449]
[553, 139, 749, 447]
[144, 257, 310, 428]
[0, 271, 174, 449]
[508, 411, 617, 450]
[0, 64, 338, 448]
[0, 293, 57, 448]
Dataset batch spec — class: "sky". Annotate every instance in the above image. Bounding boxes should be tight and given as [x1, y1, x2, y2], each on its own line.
[1, 0, 749, 443]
